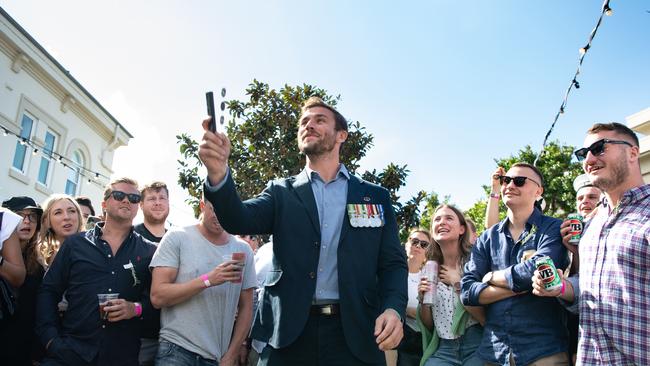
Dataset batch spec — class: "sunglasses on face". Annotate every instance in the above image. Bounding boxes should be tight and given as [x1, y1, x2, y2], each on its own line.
[498, 175, 541, 188]
[109, 190, 141, 204]
[574, 138, 634, 162]
[17, 211, 39, 223]
[409, 237, 430, 249]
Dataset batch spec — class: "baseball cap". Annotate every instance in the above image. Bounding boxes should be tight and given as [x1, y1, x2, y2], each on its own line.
[2, 196, 43, 215]
[573, 174, 594, 193]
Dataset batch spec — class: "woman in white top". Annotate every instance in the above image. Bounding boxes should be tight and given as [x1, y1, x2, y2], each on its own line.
[417, 205, 485, 366]
[396, 228, 432, 366]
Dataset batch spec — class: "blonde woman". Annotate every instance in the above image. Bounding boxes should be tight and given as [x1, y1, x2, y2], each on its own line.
[417, 205, 485, 366]
[37, 194, 83, 269]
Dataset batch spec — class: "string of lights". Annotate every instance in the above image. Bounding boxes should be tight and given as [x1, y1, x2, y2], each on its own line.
[535, 0, 613, 165]
[1, 122, 109, 188]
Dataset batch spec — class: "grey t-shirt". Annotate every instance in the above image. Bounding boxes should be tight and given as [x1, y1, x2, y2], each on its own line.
[150, 225, 256, 360]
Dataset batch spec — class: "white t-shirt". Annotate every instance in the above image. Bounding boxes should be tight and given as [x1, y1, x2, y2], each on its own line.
[0, 209, 22, 250]
[406, 271, 421, 331]
[150, 226, 256, 360]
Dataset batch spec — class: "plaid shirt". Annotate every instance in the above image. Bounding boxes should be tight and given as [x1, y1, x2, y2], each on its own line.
[577, 184, 650, 365]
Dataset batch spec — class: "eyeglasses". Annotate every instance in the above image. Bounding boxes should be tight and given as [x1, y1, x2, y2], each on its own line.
[574, 139, 633, 162]
[409, 237, 430, 249]
[109, 190, 141, 204]
[17, 211, 39, 223]
[498, 175, 541, 188]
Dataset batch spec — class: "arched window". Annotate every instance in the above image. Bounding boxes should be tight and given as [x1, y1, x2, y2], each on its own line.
[65, 150, 84, 195]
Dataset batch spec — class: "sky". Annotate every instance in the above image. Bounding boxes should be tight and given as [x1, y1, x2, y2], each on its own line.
[1, 1, 649, 226]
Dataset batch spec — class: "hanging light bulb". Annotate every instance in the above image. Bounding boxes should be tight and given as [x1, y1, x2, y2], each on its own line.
[2, 128, 8, 137]
[19, 138, 28, 146]
[579, 44, 590, 55]
[604, 5, 613, 16]
[95, 172, 100, 179]
[573, 79, 580, 89]
[32, 148, 39, 155]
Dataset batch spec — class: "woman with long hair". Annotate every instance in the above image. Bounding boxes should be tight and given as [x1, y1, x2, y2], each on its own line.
[417, 205, 485, 366]
[395, 228, 433, 366]
[0, 196, 45, 365]
[37, 194, 83, 268]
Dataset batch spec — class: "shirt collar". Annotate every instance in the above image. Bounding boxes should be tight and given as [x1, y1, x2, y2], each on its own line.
[497, 206, 543, 233]
[305, 164, 350, 183]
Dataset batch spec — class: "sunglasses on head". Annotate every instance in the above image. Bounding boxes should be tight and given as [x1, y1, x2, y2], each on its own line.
[498, 175, 540, 188]
[574, 138, 633, 162]
[109, 190, 141, 204]
[409, 237, 430, 249]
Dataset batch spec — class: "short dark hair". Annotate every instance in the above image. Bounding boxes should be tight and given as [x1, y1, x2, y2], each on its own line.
[75, 196, 95, 216]
[103, 177, 139, 201]
[301, 97, 348, 132]
[140, 181, 169, 199]
[511, 162, 545, 187]
[587, 122, 639, 146]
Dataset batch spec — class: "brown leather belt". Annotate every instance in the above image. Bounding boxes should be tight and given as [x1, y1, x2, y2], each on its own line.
[310, 304, 340, 316]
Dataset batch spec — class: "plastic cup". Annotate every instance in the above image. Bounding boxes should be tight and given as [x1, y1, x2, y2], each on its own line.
[97, 293, 119, 320]
[222, 252, 245, 283]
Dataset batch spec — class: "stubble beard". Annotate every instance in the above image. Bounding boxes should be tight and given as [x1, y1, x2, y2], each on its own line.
[591, 156, 629, 193]
[299, 135, 337, 159]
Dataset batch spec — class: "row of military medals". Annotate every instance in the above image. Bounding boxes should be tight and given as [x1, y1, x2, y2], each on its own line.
[347, 204, 384, 227]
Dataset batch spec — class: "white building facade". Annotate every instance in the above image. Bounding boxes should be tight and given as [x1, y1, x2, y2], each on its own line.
[0, 7, 131, 212]
[626, 107, 650, 183]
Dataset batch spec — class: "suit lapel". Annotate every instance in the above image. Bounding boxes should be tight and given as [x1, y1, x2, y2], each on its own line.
[291, 170, 321, 235]
[339, 175, 365, 243]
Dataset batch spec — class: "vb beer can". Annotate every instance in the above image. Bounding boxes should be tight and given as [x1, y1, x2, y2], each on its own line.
[567, 213, 584, 245]
[535, 256, 562, 292]
[421, 261, 439, 305]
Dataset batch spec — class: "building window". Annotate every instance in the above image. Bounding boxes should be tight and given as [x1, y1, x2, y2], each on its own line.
[65, 151, 84, 195]
[37, 131, 57, 185]
[12, 114, 34, 172]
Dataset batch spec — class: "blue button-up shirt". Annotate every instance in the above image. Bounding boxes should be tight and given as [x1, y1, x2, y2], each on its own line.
[461, 208, 568, 365]
[305, 164, 349, 303]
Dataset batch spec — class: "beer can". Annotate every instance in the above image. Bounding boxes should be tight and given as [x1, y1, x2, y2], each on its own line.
[421, 261, 438, 305]
[535, 256, 562, 292]
[567, 213, 584, 245]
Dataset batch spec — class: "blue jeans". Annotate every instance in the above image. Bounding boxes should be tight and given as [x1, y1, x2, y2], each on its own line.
[424, 325, 483, 366]
[155, 340, 219, 366]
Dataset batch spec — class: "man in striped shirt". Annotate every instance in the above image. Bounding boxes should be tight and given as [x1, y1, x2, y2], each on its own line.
[574, 122, 650, 365]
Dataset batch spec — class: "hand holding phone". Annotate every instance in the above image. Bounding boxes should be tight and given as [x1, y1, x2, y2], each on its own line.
[206, 91, 217, 133]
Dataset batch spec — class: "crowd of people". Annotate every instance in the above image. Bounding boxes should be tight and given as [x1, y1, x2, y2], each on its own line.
[0, 96, 648, 366]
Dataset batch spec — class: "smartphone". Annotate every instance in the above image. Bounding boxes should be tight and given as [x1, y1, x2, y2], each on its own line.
[206, 91, 216, 133]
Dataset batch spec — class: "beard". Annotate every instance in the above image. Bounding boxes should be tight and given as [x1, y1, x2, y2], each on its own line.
[591, 153, 629, 192]
[143, 210, 168, 225]
[298, 132, 337, 157]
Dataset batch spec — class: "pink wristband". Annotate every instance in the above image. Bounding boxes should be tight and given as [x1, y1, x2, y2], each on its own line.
[200, 274, 211, 288]
[559, 280, 566, 296]
[134, 302, 142, 317]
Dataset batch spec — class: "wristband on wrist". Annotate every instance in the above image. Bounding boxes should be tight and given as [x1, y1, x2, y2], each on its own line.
[200, 274, 211, 288]
[134, 302, 142, 317]
[558, 280, 566, 297]
[489, 193, 500, 200]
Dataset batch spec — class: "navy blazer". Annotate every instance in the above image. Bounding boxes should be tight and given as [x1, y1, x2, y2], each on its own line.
[204, 170, 407, 363]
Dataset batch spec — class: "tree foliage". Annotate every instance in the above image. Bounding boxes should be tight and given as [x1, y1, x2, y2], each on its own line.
[464, 141, 583, 234]
[177, 80, 426, 240]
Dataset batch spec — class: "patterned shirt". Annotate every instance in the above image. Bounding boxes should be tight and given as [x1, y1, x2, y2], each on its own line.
[577, 184, 650, 365]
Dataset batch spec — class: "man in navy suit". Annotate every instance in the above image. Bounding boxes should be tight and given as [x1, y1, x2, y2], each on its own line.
[198, 97, 407, 365]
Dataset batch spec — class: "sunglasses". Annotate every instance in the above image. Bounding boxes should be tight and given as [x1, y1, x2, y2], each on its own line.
[498, 175, 541, 188]
[574, 139, 633, 162]
[409, 237, 430, 249]
[17, 211, 39, 223]
[109, 190, 141, 204]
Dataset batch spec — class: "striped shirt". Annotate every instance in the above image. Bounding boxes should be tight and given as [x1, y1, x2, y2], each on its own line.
[577, 184, 650, 365]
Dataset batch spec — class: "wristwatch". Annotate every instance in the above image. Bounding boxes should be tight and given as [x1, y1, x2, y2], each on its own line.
[482, 272, 493, 285]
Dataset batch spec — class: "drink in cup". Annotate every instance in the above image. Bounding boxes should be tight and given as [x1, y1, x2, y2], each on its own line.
[421, 261, 439, 305]
[97, 293, 119, 320]
[222, 252, 245, 283]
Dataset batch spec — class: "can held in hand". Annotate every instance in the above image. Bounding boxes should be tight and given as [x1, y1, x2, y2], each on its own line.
[567, 213, 584, 245]
[421, 260, 439, 305]
[535, 256, 562, 292]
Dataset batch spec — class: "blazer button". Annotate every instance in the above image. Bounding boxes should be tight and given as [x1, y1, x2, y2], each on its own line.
[314, 241, 319, 246]
[309, 272, 316, 279]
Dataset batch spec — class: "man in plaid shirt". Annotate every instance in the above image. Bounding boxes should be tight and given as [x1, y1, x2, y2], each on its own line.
[574, 122, 650, 365]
